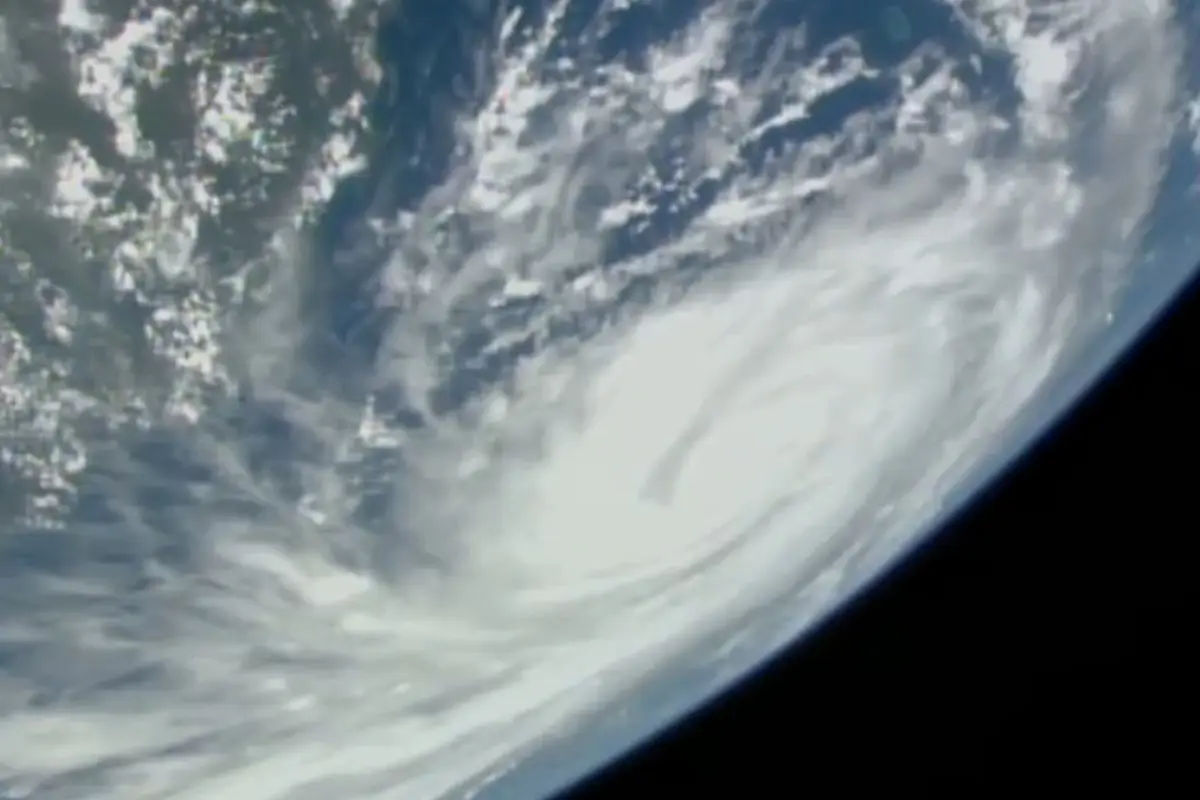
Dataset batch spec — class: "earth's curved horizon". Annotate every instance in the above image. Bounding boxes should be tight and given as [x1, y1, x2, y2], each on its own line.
[1, 1, 1198, 798]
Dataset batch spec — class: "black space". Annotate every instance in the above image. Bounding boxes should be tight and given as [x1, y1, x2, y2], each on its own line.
[560, 264, 1200, 795]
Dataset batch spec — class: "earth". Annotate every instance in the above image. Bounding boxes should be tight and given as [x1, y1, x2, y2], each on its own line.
[1, 1, 1198, 798]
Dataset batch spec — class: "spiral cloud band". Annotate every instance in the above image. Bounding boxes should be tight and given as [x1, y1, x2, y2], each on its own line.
[0, 0, 1187, 797]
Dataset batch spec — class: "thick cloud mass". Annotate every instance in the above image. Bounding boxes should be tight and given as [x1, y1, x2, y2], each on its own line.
[0, 1, 1192, 798]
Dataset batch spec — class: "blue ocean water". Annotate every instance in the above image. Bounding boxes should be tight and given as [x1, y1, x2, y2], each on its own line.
[310, 1, 1021, 415]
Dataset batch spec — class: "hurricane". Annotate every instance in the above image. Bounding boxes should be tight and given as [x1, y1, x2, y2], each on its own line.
[0, 0, 1191, 798]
